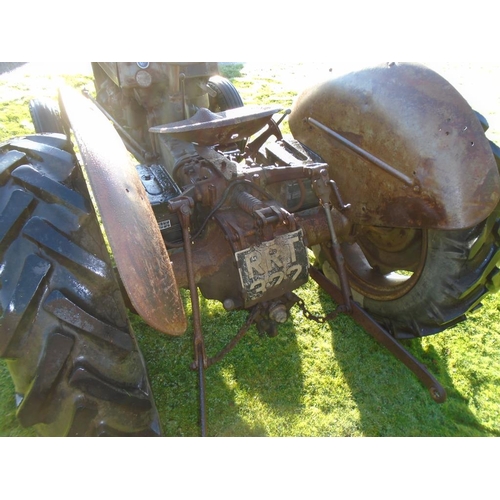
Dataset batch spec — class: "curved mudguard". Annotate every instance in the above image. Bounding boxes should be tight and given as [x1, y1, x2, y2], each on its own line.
[290, 62, 500, 229]
[59, 86, 187, 335]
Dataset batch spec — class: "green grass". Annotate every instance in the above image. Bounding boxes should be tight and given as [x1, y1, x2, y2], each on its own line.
[1, 63, 499, 437]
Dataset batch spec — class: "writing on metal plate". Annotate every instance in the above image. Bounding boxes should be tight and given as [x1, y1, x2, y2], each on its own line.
[235, 230, 308, 303]
[158, 219, 172, 231]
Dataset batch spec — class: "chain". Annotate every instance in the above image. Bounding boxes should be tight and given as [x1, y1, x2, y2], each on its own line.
[293, 294, 346, 324]
[205, 295, 346, 369]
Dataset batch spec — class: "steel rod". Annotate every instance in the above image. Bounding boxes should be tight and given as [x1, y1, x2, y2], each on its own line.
[178, 201, 208, 436]
[322, 202, 352, 309]
[307, 117, 414, 186]
[197, 343, 207, 437]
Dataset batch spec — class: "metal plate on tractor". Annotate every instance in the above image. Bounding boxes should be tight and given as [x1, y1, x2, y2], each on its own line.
[235, 230, 309, 306]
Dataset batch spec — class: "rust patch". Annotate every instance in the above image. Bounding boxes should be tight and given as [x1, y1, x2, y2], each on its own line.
[377, 193, 447, 228]
[290, 62, 500, 229]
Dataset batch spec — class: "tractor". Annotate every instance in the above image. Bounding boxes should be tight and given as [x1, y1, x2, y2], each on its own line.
[0, 62, 499, 436]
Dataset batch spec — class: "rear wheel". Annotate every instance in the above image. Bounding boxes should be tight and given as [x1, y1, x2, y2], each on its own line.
[316, 208, 500, 339]
[0, 135, 161, 436]
[315, 139, 500, 339]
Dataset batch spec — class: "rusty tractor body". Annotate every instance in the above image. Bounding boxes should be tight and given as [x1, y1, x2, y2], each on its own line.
[1, 62, 499, 436]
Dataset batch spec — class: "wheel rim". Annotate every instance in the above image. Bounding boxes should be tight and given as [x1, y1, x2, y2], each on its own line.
[322, 226, 428, 301]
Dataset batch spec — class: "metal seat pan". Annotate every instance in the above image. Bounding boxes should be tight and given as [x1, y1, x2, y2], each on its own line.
[150, 105, 282, 146]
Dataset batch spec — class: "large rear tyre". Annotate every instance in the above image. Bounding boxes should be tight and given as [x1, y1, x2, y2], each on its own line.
[0, 135, 162, 436]
[316, 212, 500, 339]
[315, 140, 500, 340]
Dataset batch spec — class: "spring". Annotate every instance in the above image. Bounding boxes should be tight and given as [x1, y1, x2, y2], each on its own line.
[235, 190, 264, 214]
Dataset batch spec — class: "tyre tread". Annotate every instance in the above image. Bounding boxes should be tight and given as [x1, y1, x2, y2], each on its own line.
[0, 150, 26, 181]
[0, 137, 161, 436]
[0, 254, 51, 357]
[43, 290, 134, 352]
[11, 165, 86, 213]
[16, 332, 75, 427]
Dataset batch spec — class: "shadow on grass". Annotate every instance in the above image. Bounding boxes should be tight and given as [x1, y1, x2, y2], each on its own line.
[1, 297, 305, 438]
[137, 286, 492, 437]
[199, 295, 306, 436]
[315, 288, 495, 437]
[5, 285, 489, 437]
[134, 295, 306, 437]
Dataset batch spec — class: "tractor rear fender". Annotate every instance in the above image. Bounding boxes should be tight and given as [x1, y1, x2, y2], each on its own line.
[59, 86, 187, 335]
[289, 62, 500, 229]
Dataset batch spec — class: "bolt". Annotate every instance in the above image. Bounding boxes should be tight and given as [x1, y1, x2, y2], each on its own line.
[269, 304, 287, 324]
[223, 299, 236, 311]
[430, 387, 441, 401]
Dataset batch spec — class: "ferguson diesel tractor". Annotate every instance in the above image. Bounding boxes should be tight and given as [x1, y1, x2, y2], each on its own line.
[1, 62, 499, 436]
